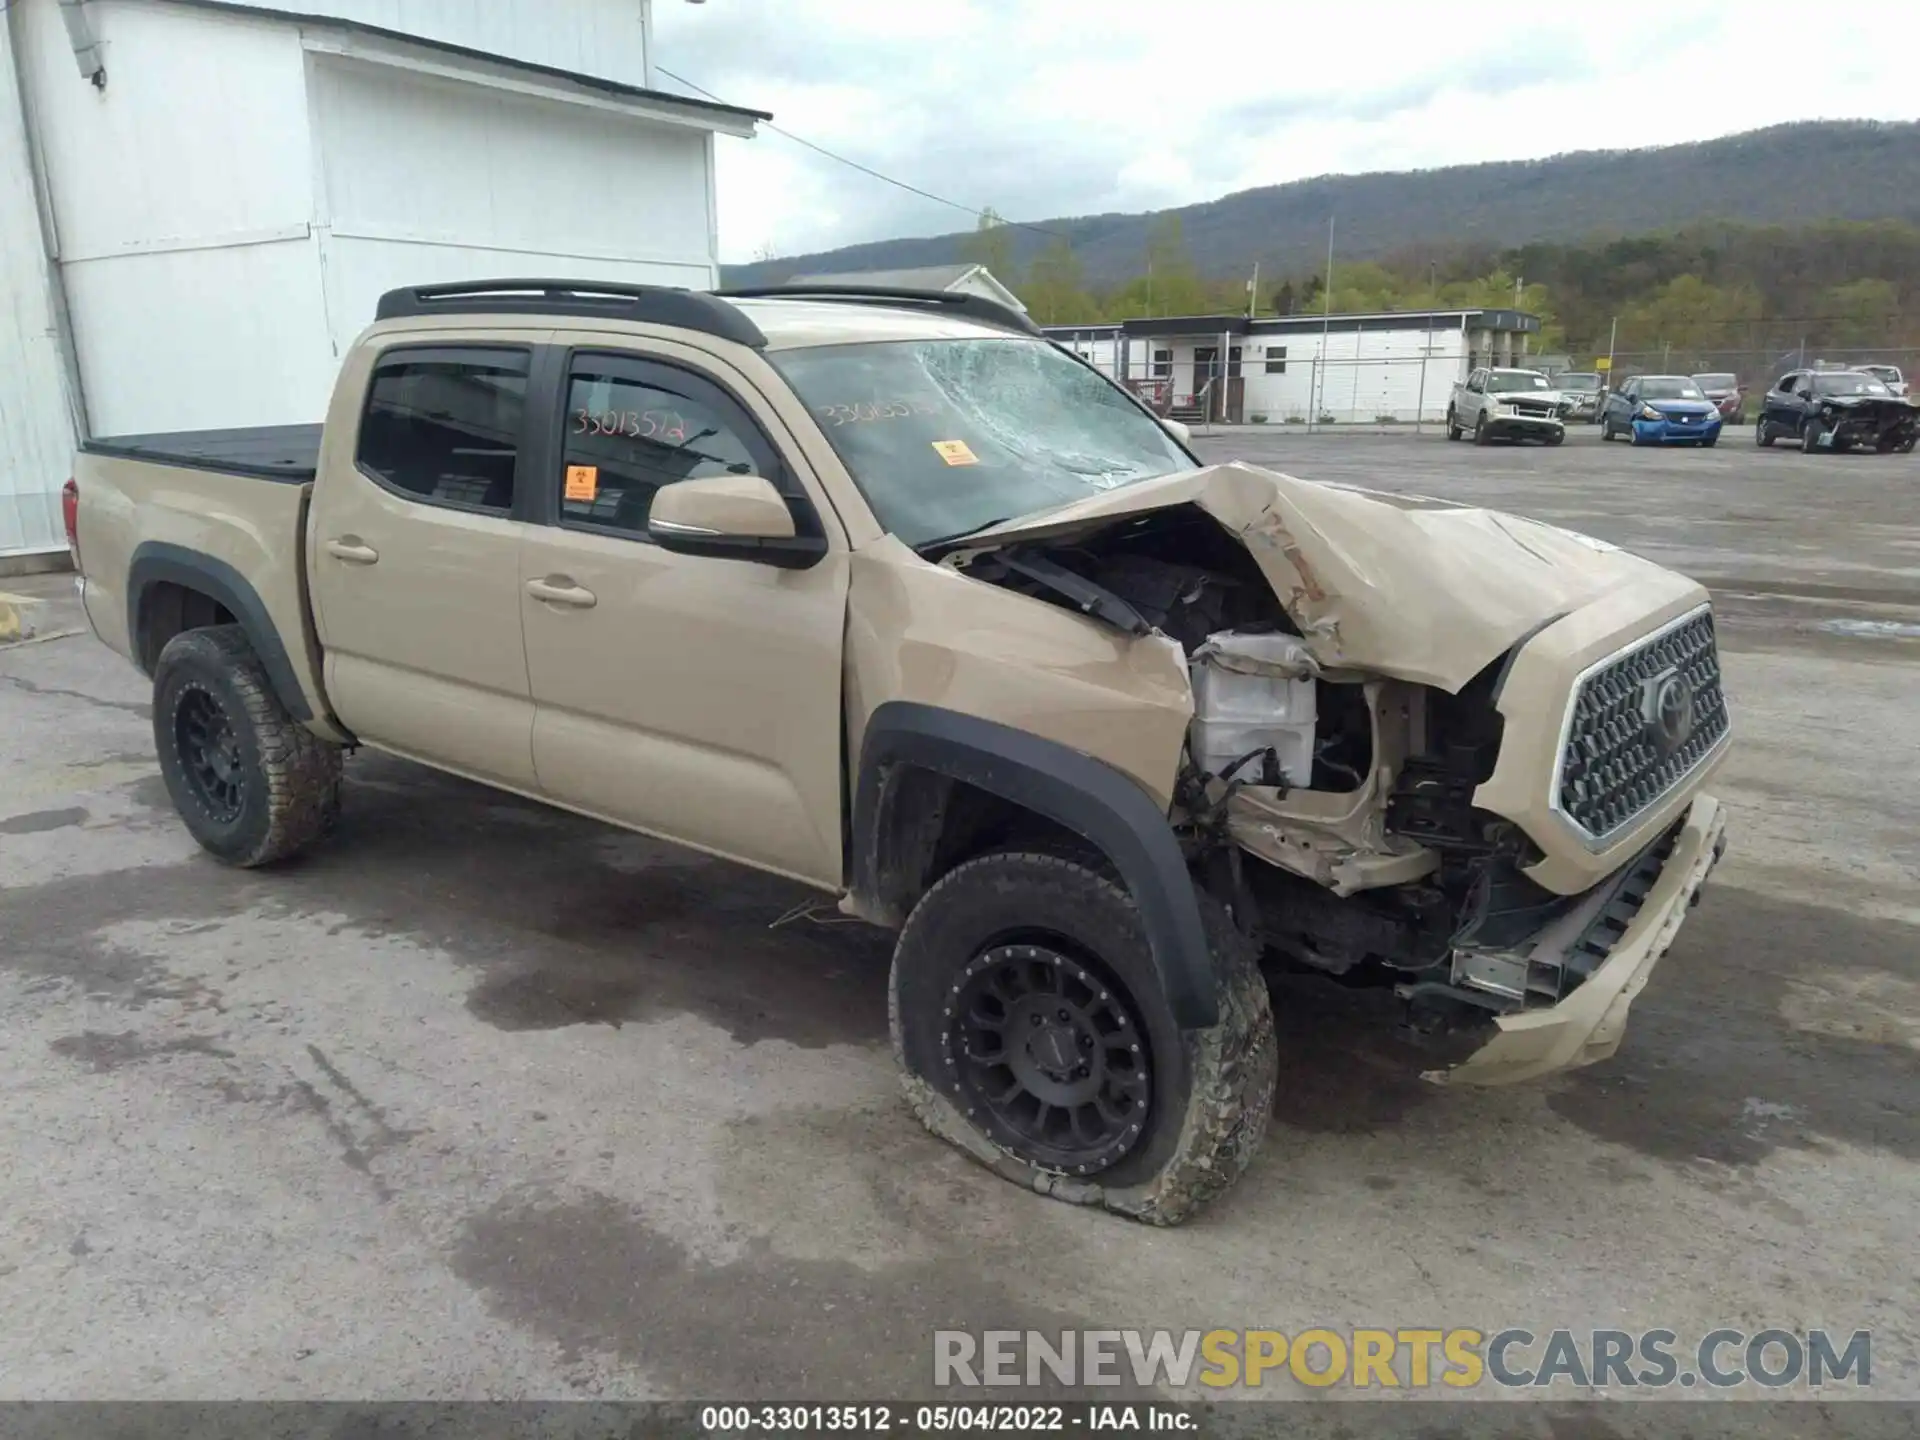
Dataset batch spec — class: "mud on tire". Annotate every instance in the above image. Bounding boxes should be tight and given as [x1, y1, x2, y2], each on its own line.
[153, 625, 342, 867]
[889, 850, 1277, 1226]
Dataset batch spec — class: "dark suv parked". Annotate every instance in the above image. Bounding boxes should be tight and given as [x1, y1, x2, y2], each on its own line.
[1757, 369, 1919, 454]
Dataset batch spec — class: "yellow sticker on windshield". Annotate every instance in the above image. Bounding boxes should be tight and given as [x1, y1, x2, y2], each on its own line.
[932, 440, 979, 467]
[564, 465, 599, 502]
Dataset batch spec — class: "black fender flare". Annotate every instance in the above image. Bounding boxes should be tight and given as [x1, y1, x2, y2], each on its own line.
[852, 701, 1218, 1030]
[127, 542, 313, 723]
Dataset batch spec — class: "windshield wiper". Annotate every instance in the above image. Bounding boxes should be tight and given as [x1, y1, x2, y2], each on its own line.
[917, 516, 1014, 551]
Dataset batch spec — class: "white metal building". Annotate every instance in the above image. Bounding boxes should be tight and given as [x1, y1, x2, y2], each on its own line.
[785, 263, 1028, 314]
[0, 0, 762, 563]
[1047, 309, 1543, 425]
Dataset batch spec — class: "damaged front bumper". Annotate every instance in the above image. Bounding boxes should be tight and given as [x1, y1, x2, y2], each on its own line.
[1430, 792, 1728, 1086]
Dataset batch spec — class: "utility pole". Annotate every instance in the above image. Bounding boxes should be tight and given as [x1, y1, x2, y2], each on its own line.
[1416, 261, 1437, 433]
[1246, 261, 1259, 320]
[1606, 316, 1618, 379]
[1312, 214, 1334, 430]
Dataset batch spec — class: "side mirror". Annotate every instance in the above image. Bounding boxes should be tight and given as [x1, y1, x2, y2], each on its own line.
[648, 474, 826, 569]
[1795, 386, 1813, 401]
[1161, 417, 1192, 446]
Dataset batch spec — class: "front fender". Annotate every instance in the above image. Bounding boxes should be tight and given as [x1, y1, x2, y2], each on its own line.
[853, 701, 1219, 1030]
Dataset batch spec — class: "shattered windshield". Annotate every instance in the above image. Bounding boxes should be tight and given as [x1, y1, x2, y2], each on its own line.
[773, 338, 1193, 547]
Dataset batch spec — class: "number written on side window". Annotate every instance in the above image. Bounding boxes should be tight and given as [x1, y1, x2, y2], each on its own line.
[560, 365, 762, 535]
[573, 408, 691, 442]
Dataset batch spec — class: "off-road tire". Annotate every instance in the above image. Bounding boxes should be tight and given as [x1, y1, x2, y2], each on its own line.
[153, 625, 342, 867]
[1445, 408, 1462, 441]
[889, 851, 1276, 1226]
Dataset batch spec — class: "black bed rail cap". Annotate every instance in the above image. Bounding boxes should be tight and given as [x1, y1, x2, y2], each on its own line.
[375, 279, 768, 348]
[716, 284, 1044, 338]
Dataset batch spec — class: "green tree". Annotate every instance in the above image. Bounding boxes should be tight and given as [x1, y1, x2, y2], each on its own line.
[1323, 260, 1408, 314]
[1138, 216, 1208, 317]
[1021, 237, 1100, 325]
[1823, 278, 1899, 348]
[962, 207, 1018, 286]
[1618, 274, 1759, 365]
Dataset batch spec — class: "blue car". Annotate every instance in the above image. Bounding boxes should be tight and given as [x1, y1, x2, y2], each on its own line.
[1599, 375, 1724, 446]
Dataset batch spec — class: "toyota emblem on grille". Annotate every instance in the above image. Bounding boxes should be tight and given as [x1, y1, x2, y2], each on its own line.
[1639, 668, 1696, 756]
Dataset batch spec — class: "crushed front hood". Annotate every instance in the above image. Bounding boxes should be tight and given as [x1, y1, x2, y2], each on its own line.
[955, 461, 1686, 691]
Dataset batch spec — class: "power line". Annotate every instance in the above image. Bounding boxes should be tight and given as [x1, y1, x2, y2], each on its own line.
[654, 64, 1065, 243]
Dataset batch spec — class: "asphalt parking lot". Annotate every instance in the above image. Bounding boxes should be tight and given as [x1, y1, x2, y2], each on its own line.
[2, 425, 1916, 1423]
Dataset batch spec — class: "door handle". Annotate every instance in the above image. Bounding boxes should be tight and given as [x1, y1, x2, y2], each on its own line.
[525, 577, 597, 609]
[324, 538, 379, 565]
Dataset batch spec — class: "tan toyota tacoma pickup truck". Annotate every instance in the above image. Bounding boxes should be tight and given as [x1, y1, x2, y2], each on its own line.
[71, 280, 1730, 1224]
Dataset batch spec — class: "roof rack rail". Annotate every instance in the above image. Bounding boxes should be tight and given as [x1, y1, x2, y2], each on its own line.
[375, 279, 767, 348]
[717, 285, 1044, 338]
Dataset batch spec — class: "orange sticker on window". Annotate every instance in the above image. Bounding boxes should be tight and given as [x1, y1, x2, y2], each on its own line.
[564, 465, 599, 502]
[931, 440, 978, 466]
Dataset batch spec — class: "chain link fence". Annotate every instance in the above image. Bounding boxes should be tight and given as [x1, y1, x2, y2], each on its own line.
[1595, 346, 1920, 392]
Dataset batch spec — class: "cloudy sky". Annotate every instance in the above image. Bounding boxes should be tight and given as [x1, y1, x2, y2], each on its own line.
[649, 1, 1919, 265]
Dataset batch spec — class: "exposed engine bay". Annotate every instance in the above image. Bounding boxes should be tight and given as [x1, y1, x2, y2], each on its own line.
[952, 502, 1665, 1048]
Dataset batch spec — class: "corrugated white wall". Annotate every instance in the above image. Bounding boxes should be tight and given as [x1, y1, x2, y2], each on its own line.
[240, 0, 652, 86]
[310, 54, 713, 358]
[8, 0, 715, 438]
[1244, 329, 1470, 423]
[0, 19, 77, 555]
[1053, 329, 1473, 424]
[20, 0, 336, 435]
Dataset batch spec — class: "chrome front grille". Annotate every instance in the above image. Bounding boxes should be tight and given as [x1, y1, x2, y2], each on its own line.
[1557, 608, 1728, 841]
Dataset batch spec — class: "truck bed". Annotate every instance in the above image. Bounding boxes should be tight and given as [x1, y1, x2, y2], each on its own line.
[83, 425, 324, 482]
[74, 427, 335, 736]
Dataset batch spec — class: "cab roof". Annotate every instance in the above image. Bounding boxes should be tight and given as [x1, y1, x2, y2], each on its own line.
[729, 296, 1018, 350]
[372, 279, 1039, 354]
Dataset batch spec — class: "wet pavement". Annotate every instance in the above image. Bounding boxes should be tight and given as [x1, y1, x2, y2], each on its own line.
[1, 428, 1915, 1418]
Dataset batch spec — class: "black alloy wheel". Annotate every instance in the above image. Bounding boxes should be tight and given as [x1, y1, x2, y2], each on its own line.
[173, 684, 247, 824]
[151, 625, 342, 867]
[945, 942, 1151, 1174]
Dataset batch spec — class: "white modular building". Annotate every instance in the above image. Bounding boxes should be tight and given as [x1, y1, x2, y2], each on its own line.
[785, 263, 1029, 314]
[0, 0, 762, 563]
[1047, 308, 1544, 425]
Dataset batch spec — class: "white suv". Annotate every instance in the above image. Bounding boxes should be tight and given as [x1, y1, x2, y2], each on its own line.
[1857, 364, 1908, 397]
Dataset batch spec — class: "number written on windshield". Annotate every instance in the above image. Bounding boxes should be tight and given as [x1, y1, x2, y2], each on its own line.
[815, 400, 941, 426]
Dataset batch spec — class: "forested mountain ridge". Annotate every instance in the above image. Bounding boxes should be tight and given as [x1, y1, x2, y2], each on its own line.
[723, 121, 1920, 289]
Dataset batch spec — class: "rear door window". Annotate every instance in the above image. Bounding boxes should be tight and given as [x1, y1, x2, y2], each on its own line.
[356, 347, 529, 513]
